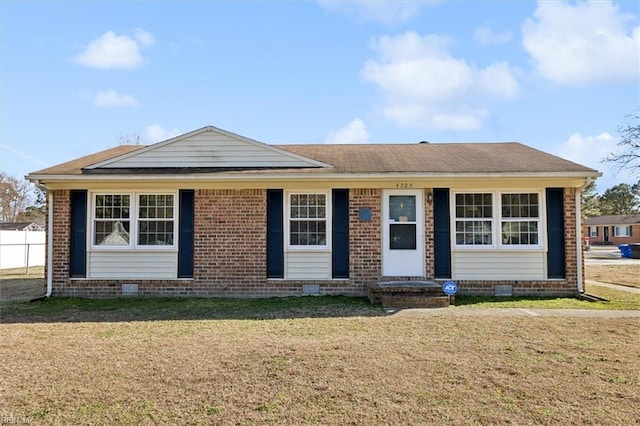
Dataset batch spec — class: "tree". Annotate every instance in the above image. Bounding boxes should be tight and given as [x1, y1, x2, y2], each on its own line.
[582, 180, 601, 218]
[0, 172, 32, 222]
[18, 186, 46, 226]
[598, 182, 640, 215]
[118, 133, 146, 145]
[604, 112, 640, 176]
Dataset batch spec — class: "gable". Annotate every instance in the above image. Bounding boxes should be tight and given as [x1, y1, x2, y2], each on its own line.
[86, 126, 329, 170]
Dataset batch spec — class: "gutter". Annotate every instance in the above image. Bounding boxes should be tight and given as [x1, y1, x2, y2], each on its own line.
[46, 190, 53, 297]
[27, 170, 603, 183]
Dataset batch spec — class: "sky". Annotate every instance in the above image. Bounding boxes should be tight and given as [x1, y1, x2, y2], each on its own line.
[1, 0, 639, 192]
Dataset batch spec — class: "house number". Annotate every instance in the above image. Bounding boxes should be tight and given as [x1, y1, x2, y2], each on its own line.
[395, 183, 413, 189]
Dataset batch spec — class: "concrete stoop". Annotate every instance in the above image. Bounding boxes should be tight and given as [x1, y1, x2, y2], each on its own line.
[367, 281, 450, 309]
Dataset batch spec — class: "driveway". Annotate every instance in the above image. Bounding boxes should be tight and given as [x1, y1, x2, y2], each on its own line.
[584, 246, 640, 265]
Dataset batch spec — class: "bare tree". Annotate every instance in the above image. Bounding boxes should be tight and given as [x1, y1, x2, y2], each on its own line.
[0, 172, 32, 222]
[118, 133, 147, 145]
[604, 112, 640, 176]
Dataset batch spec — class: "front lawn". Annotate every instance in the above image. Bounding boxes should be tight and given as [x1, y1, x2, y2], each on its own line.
[1, 297, 639, 425]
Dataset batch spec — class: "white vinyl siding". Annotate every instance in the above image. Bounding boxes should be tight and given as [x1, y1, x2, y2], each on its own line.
[88, 251, 177, 279]
[101, 132, 316, 169]
[452, 251, 545, 281]
[285, 252, 332, 280]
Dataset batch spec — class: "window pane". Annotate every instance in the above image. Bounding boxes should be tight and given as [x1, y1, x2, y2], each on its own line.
[502, 221, 538, 245]
[455, 193, 492, 218]
[389, 196, 416, 222]
[390, 224, 416, 250]
[136, 194, 175, 246]
[455, 220, 492, 245]
[95, 220, 130, 245]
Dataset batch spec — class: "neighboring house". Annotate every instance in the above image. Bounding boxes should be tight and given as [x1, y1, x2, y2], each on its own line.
[27, 125, 600, 298]
[583, 214, 640, 245]
[0, 222, 44, 231]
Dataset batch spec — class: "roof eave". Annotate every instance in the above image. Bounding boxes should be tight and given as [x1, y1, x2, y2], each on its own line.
[28, 170, 602, 184]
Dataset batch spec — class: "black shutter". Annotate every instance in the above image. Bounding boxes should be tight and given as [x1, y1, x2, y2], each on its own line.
[546, 188, 565, 279]
[69, 190, 87, 278]
[433, 188, 451, 279]
[267, 189, 284, 278]
[178, 190, 195, 278]
[595, 226, 599, 237]
[332, 189, 349, 278]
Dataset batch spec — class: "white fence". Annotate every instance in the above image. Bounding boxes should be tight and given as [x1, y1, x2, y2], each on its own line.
[0, 230, 46, 270]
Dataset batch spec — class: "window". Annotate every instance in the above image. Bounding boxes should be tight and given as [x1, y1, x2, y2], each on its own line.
[501, 193, 540, 246]
[453, 191, 543, 249]
[589, 226, 598, 237]
[138, 194, 174, 245]
[289, 193, 327, 247]
[614, 225, 631, 237]
[93, 192, 176, 248]
[455, 193, 493, 245]
[94, 194, 131, 246]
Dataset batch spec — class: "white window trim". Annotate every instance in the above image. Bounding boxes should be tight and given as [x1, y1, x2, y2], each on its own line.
[614, 225, 631, 237]
[89, 191, 178, 251]
[451, 190, 545, 251]
[589, 226, 598, 237]
[284, 190, 331, 252]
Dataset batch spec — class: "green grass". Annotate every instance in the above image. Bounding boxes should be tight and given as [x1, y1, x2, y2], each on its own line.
[455, 283, 640, 310]
[2, 283, 638, 325]
[0, 295, 385, 323]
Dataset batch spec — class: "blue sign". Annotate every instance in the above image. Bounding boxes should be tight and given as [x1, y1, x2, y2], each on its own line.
[442, 280, 458, 296]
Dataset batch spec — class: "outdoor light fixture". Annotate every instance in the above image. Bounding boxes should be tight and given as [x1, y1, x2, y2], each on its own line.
[427, 192, 433, 204]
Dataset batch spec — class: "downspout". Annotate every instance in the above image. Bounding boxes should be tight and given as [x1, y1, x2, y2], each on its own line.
[46, 191, 54, 297]
[575, 178, 591, 294]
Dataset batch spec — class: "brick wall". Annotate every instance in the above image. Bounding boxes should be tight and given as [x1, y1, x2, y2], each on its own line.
[51, 190, 71, 295]
[564, 188, 579, 290]
[48, 186, 582, 298]
[192, 189, 266, 296]
[349, 188, 381, 289]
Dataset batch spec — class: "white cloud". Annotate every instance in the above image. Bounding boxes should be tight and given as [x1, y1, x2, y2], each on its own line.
[145, 124, 181, 143]
[324, 119, 370, 144]
[317, 0, 439, 25]
[133, 28, 155, 47]
[522, 0, 640, 85]
[361, 31, 519, 130]
[74, 29, 155, 70]
[553, 132, 636, 190]
[473, 26, 512, 45]
[94, 90, 139, 107]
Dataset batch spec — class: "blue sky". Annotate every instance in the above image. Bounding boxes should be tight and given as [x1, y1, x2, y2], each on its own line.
[1, 0, 638, 191]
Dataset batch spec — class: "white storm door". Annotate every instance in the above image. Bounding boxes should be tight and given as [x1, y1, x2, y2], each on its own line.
[382, 190, 424, 276]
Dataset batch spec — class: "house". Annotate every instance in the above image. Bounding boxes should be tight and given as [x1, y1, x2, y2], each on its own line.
[583, 214, 640, 245]
[0, 222, 44, 232]
[27, 125, 600, 299]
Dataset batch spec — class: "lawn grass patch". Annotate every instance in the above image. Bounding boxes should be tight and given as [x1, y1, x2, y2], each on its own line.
[455, 283, 640, 310]
[586, 264, 640, 288]
[0, 295, 384, 323]
[1, 306, 638, 425]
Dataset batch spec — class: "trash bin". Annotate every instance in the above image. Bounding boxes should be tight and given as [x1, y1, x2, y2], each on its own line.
[619, 244, 632, 259]
[630, 243, 640, 259]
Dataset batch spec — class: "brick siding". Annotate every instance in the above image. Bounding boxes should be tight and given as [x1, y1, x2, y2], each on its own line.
[48, 187, 582, 298]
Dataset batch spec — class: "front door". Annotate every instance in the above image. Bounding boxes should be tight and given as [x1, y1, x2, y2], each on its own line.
[604, 226, 610, 243]
[382, 190, 424, 276]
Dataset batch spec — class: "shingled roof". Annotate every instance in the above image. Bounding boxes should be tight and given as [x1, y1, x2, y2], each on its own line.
[583, 214, 640, 226]
[29, 141, 597, 177]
